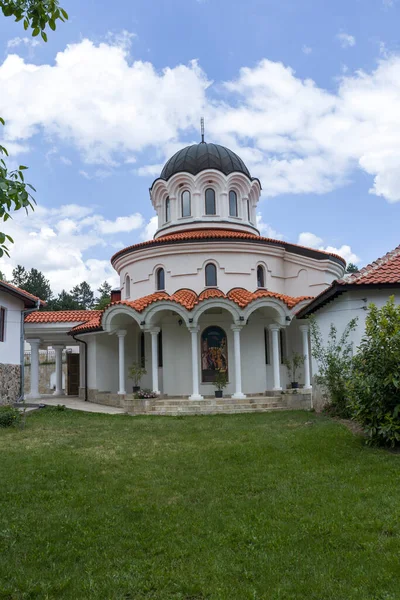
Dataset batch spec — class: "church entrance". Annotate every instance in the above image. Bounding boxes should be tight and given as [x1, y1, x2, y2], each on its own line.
[67, 353, 80, 395]
[201, 326, 228, 383]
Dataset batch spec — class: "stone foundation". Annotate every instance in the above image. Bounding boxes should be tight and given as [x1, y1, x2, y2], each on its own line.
[0, 364, 20, 404]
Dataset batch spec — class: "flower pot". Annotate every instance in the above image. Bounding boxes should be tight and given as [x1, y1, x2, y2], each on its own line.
[132, 385, 140, 393]
[291, 382, 299, 389]
[215, 390, 223, 398]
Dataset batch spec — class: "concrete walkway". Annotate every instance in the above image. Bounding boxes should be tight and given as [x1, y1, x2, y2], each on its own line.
[27, 395, 126, 415]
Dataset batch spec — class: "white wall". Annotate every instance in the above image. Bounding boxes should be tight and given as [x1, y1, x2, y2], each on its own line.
[310, 289, 400, 374]
[0, 291, 24, 365]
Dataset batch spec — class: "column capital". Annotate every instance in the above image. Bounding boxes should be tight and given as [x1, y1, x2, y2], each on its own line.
[149, 327, 161, 336]
[188, 326, 200, 333]
[299, 323, 310, 333]
[52, 344, 65, 350]
[116, 329, 127, 338]
[268, 324, 281, 332]
[27, 338, 41, 346]
[231, 324, 243, 332]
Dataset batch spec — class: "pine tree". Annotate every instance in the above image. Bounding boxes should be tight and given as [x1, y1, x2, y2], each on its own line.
[24, 268, 52, 302]
[95, 281, 112, 310]
[12, 265, 28, 288]
[47, 290, 81, 311]
[71, 281, 95, 310]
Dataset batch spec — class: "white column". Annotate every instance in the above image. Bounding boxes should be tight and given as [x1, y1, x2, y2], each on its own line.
[299, 324, 312, 389]
[269, 325, 282, 391]
[231, 325, 246, 399]
[117, 330, 127, 395]
[53, 345, 64, 396]
[189, 327, 203, 400]
[27, 339, 41, 399]
[150, 328, 160, 395]
[79, 343, 85, 389]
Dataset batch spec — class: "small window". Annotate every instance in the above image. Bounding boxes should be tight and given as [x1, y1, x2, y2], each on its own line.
[181, 191, 191, 218]
[205, 263, 217, 287]
[140, 332, 145, 368]
[0, 307, 5, 342]
[257, 265, 265, 288]
[229, 191, 238, 217]
[247, 199, 251, 221]
[205, 188, 216, 215]
[280, 329, 286, 364]
[158, 330, 163, 368]
[165, 197, 170, 223]
[125, 275, 131, 299]
[264, 328, 270, 365]
[156, 268, 165, 291]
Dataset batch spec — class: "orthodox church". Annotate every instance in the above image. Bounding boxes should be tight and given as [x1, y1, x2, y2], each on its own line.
[24, 138, 346, 410]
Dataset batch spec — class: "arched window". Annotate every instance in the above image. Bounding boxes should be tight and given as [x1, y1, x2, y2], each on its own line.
[246, 199, 251, 221]
[257, 265, 265, 288]
[205, 263, 217, 287]
[156, 267, 165, 291]
[229, 190, 238, 217]
[165, 197, 170, 223]
[201, 325, 228, 382]
[125, 274, 131, 298]
[205, 188, 216, 215]
[181, 190, 191, 217]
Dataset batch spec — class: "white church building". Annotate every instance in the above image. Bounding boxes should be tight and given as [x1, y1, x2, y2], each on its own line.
[23, 140, 347, 411]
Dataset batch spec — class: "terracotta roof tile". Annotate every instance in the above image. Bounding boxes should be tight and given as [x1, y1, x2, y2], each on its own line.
[70, 312, 103, 334]
[338, 245, 400, 285]
[0, 280, 45, 307]
[25, 310, 102, 324]
[111, 228, 346, 266]
[198, 288, 226, 301]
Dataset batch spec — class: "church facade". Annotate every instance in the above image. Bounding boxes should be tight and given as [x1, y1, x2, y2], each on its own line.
[24, 141, 346, 407]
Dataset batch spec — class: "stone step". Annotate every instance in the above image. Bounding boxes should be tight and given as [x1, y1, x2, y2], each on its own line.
[152, 397, 279, 407]
[151, 404, 287, 414]
[150, 408, 288, 416]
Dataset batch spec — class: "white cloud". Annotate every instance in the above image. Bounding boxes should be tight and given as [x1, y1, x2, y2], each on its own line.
[4, 38, 400, 204]
[256, 213, 283, 239]
[7, 37, 40, 49]
[140, 216, 158, 241]
[0, 205, 149, 293]
[336, 32, 356, 48]
[298, 231, 360, 264]
[302, 45, 312, 55]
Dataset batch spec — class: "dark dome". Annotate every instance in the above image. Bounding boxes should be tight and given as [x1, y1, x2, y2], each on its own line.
[160, 142, 252, 181]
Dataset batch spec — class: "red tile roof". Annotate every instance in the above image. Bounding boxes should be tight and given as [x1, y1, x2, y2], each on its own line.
[297, 244, 400, 318]
[66, 287, 313, 335]
[111, 228, 346, 266]
[338, 245, 400, 285]
[25, 310, 102, 324]
[0, 280, 45, 307]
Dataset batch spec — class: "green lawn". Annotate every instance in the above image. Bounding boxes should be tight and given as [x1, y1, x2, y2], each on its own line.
[0, 410, 399, 600]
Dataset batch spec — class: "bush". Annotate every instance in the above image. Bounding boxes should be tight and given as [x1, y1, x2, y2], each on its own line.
[0, 405, 21, 428]
[348, 297, 400, 447]
[309, 316, 357, 417]
[135, 389, 157, 399]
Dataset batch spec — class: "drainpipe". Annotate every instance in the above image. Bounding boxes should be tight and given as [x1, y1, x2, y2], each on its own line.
[18, 299, 41, 402]
[72, 335, 88, 401]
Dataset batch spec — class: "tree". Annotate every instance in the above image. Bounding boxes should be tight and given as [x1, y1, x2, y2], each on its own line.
[346, 263, 359, 274]
[12, 264, 28, 287]
[0, 1, 68, 257]
[309, 316, 358, 417]
[71, 281, 95, 310]
[0, 270, 7, 282]
[95, 281, 112, 310]
[348, 297, 400, 447]
[24, 267, 52, 301]
[47, 290, 81, 311]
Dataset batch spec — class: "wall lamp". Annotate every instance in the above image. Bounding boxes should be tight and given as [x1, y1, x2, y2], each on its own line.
[239, 316, 245, 321]
[178, 319, 183, 327]
[285, 316, 291, 322]
[140, 320, 145, 326]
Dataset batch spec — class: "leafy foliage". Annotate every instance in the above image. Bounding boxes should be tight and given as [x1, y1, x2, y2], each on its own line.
[71, 281, 95, 310]
[47, 290, 81, 311]
[0, 0, 68, 256]
[94, 281, 112, 310]
[345, 263, 359, 274]
[12, 265, 52, 301]
[134, 388, 158, 399]
[0, 405, 21, 427]
[348, 297, 400, 447]
[283, 352, 305, 383]
[309, 315, 358, 417]
[214, 369, 228, 390]
[128, 362, 146, 387]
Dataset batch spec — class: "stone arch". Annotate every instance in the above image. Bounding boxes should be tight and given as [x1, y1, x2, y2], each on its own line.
[192, 298, 241, 327]
[102, 304, 142, 332]
[241, 297, 289, 323]
[144, 301, 191, 328]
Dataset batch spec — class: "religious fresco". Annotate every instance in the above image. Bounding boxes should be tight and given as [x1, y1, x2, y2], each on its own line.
[201, 326, 228, 383]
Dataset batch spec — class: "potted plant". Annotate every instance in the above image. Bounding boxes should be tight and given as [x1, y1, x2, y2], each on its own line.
[214, 369, 228, 398]
[284, 352, 305, 389]
[128, 362, 147, 393]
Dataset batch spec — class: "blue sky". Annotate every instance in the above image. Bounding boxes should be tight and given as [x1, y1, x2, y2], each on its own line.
[0, 0, 400, 291]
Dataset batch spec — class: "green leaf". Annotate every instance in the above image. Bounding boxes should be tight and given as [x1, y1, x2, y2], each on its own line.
[32, 28, 40, 37]
[61, 8, 69, 20]
[18, 166, 28, 170]
[41, 31, 48, 42]
[49, 19, 56, 31]
[23, 18, 29, 30]
[0, 117, 4, 126]
[5, 235, 13, 243]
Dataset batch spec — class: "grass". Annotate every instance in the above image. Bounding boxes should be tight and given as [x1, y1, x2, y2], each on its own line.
[0, 409, 399, 600]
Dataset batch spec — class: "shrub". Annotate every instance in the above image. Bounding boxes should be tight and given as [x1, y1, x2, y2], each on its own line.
[0, 405, 21, 428]
[348, 297, 400, 447]
[309, 316, 358, 417]
[135, 389, 157, 399]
